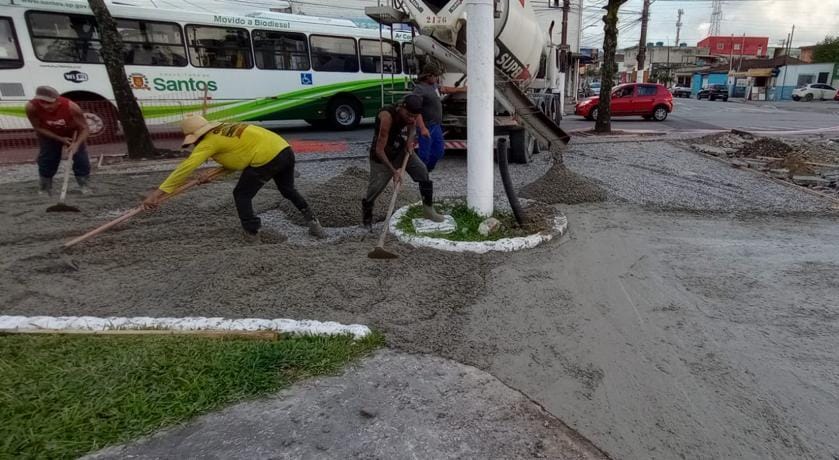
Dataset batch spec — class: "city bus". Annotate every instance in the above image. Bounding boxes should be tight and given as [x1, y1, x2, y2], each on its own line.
[0, 0, 417, 139]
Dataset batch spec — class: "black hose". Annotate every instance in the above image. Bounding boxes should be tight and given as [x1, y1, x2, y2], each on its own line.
[497, 137, 526, 226]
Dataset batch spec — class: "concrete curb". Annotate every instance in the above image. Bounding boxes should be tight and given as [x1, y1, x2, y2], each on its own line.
[0, 315, 371, 338]
[389, 203, 568, 254]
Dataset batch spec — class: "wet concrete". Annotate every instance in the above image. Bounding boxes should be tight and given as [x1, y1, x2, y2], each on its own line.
[3, 142, 839, 458]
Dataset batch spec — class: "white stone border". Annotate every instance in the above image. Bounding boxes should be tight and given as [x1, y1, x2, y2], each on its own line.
[389, 202, 568, 254]
[0, 316, 370, 339]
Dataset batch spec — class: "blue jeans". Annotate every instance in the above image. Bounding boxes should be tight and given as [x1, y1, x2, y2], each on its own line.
[417, 124, 445, 172]
[37, 137, 90, 179]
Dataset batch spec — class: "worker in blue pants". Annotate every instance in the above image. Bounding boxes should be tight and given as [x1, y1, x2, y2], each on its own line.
[413, 64, 466, 172]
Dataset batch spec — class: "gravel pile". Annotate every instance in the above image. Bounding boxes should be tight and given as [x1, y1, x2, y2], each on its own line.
[734, 138, 794, 159]
[519, 161, 607, 205]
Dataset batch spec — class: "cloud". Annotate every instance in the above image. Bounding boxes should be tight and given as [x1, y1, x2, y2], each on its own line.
[697, 22, 710, 34]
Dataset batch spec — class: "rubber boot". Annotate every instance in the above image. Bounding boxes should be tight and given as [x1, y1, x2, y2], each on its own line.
[242, 230, 260, 244]
[419, 181, 445, 222]
[301, 208, 325, 239]
[76, 176, 92, 195]
[361, 199, 374, 231]
[38, 176, 53, 196]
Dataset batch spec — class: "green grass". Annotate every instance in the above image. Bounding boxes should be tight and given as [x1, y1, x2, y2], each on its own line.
[0, 332, 383, 460]
[396, 202, 528, 242]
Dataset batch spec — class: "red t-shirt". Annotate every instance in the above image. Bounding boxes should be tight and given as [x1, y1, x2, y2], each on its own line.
[29, 96, 80, 138]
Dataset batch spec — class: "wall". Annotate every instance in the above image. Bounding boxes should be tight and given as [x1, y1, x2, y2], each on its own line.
[618, 45, 709, 71]
[698, 36, 769, 57]
[773, 63, 837, 100]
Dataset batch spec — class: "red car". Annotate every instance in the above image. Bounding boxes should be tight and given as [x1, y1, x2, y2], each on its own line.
[575, 83, 674, 121]
[835, 91, 839, 101]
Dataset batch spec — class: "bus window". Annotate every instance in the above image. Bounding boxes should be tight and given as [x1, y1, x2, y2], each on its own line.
[310, 35, 358, 73]
[359, 39, 401, 74]
[0, 17, 23, 69]
[26, 12, 102, 64]
[116, 19, 186, 67]
[185, 25, 252, 69]
[252, 30, 309, 71]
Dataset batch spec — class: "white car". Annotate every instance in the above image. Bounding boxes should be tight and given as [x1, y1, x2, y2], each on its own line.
[792, 83, 837, 101]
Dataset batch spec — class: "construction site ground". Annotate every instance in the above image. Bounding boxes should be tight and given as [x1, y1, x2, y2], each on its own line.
[2, 135, 838, 459]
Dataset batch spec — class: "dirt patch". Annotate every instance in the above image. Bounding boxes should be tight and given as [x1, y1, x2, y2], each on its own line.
[519, 162, 607, 205]
[734, 138, 794, 159]
[278, 167, 420, 228]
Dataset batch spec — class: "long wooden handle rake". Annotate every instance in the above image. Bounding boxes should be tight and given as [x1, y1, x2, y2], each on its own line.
[63, 167, 227, 250]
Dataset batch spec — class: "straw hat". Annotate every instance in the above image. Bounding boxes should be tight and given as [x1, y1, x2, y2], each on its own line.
[180, 115, 221, 146]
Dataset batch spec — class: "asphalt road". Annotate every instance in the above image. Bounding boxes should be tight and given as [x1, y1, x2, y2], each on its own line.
[561, 96, 839, 134]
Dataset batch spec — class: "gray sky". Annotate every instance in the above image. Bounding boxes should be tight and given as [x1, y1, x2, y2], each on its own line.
[580, 0, 839, 50]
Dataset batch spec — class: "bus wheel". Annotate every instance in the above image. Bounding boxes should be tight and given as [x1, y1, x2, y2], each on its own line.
[327, 97, 361, 130]
[76, 100, 119, 142]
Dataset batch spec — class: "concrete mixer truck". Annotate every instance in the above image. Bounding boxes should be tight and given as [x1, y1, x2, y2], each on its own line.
[365, 0, 570, 163]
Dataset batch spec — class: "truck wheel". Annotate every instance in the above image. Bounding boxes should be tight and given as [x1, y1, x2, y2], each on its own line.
[508, 129, 530, 164]
[327, 97, 361, 130]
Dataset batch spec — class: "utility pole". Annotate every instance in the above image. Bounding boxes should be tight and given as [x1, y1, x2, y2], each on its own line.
[466, 0, 494, 216]
[559, 0, 570, 115]
[778, 25, 794, 101]
[675, 9, 684, 46]
[728, 34, 734, 73]
[636, 0, 651, 82]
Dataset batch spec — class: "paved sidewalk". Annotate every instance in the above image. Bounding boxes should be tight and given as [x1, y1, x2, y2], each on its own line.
[85, 350, 608, 460]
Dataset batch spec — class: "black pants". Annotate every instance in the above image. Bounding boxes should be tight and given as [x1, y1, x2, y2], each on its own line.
[233, 147, 309, 234]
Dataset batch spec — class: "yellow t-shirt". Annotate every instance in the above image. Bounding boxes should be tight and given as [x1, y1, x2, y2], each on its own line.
[159, 123, 290, 193]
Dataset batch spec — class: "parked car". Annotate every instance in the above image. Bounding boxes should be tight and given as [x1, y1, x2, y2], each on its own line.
[835, 91, 839, 101]
[588, 81, 601, 97]
[575, 83, 673, 121]
[671, 86, 692, 98]
[696, 84, 729, 101]
[792, 83, 838, 101]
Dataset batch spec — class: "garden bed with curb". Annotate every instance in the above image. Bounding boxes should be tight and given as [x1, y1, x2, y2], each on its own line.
[390, 200, 568, 254]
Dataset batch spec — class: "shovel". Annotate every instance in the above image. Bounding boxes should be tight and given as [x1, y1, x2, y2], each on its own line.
[47, 134, 80, 213]
[368, 131, 415, 260]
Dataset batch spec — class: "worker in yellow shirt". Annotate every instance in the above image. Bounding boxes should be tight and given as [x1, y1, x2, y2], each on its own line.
[142, 115, 324, 240]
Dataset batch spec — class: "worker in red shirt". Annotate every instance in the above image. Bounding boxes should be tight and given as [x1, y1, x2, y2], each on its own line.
[25, 86, 91, 195]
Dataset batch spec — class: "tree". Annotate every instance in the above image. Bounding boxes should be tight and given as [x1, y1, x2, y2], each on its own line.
[812, 36, 839, 64]
[88, 0, 156, 159]
[594, 0, 628, 133]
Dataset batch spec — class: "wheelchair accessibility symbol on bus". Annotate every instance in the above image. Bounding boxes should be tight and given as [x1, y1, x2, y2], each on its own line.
[300, 73, 313, 85]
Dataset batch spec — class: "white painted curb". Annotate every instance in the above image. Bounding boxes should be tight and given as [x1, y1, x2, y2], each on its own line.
[0, 316, 371, 339]
[389, 203, 568, 254]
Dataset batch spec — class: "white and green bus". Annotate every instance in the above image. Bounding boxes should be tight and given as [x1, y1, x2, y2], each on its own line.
[0, 0, 417, 138]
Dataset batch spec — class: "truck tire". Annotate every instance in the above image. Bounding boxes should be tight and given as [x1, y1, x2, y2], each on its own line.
[508, 129, 529, 164]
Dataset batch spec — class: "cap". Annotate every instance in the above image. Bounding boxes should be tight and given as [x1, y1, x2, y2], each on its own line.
[180, 115, 222, 147]
[403, 95, 423, 115]
[34, 86, 59, 103]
